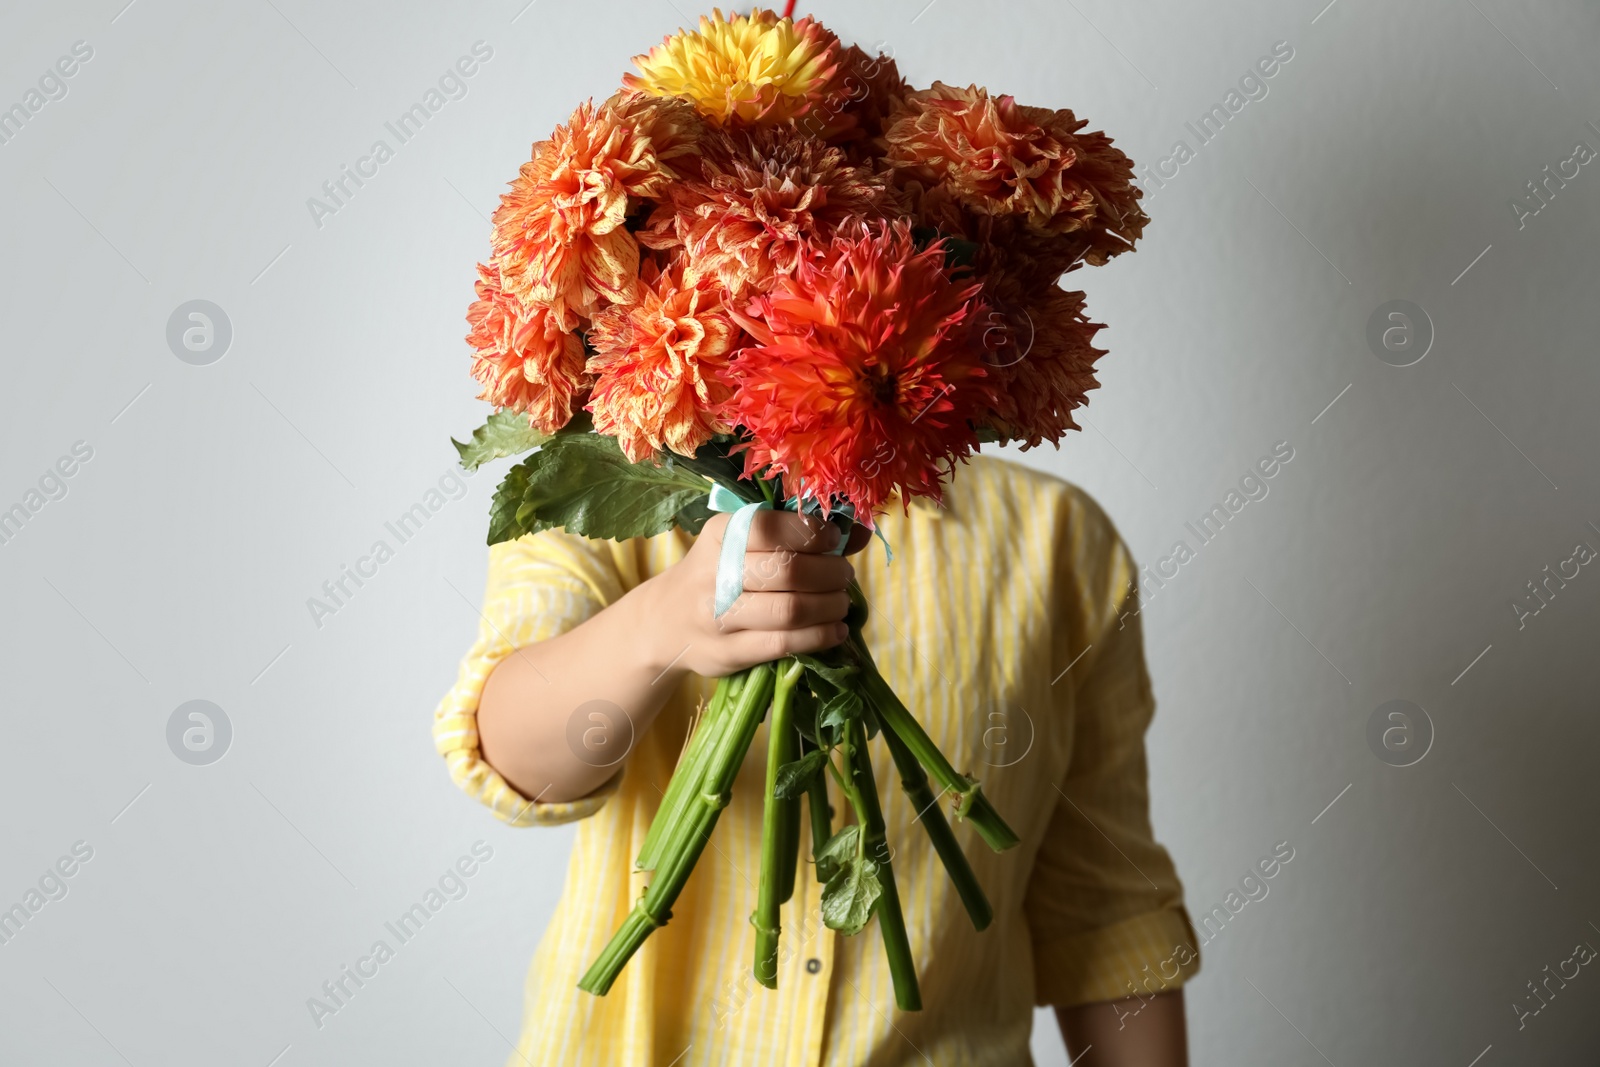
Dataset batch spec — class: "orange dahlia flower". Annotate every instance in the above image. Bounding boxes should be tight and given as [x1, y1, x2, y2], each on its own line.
[625, 8, 844, 126]
[491, 90, 703, 326]
[883, 82, 1147, 258]
[465, 262, 590, 433]
[639, 125, 897, 301]
[585, 261, 742, 462]
[723, 220, 992, 517]
[979, 283, 1107, 448]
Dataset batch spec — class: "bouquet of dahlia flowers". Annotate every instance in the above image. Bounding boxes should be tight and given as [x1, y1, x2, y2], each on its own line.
[451, 6, 1146, 1010]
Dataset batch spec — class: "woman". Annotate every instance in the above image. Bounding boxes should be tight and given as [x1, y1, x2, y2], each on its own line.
[434, 454, 1199, 1064]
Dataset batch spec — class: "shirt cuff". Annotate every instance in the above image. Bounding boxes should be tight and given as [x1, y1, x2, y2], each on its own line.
[1032, 906, 1202, 1008]
[432, 590, 623, 826]
[438, 736, 624, 827]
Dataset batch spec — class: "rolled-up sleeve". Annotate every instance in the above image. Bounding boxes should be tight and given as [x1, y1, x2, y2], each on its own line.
[1024, 527, 1201, 1008]
[433, 528, 631, 827]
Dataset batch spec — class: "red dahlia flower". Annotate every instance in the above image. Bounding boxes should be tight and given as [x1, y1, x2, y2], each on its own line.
[723, 220, 992, 518]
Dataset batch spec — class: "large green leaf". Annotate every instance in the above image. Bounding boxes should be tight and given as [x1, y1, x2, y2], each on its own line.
[452, 410, 550, 471]
[821, 850, 882, 936]
[486, 433, 714, 545]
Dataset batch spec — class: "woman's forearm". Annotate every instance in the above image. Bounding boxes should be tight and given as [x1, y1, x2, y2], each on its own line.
[1057, 988, 1188, 1066]
[477, 579, 686, 804]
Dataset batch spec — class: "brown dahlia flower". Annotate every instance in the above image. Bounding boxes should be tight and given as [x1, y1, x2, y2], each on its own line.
[978, 282, 1107, 449]
[639, 124, 898, 301]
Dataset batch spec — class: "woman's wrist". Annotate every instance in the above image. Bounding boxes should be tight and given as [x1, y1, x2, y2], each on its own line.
[623, 572, 695, 686]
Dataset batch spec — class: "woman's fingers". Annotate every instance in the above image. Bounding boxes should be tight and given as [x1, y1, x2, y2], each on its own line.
[742, 511, 843, 554]
[727, 621, 851, 664]
[742, 550, 853, 593]
[713, 590, 851, 634]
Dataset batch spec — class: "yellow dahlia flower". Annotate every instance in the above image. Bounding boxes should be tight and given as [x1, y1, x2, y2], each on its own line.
[624, 8, 844, 126]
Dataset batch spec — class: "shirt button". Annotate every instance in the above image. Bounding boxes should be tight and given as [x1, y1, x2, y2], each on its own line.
[805, 958, 822, 974]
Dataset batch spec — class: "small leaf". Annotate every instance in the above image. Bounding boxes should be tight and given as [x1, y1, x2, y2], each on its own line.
[792, 686, 820, 746]
[773, 750, 828, 800]
[452, 410, 550, 471]
[794, 653, 858, 694]
[817, 688, 864, 732]
[821, 851, 882, 936]
[815, 825, 860, 886]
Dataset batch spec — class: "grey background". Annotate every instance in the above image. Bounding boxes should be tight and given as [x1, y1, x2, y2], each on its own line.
[1, 0, 1597, 1064]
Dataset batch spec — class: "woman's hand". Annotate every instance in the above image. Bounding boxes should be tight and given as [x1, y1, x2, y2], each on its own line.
[477, 512, 870, 805]
[638, 511, 870, 682]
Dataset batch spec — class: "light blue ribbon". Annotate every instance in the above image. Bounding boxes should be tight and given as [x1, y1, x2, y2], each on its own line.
[707, 483, 891, 618]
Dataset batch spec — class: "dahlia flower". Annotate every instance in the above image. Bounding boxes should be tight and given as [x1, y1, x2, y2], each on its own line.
[979, 283, 1107, 448]
[722, 220, 992, 516]
[465, 262, 589, 433]
[796, 44, 911, 155]
[625, 8, 844, 126]
[491, 91, 703, 325]
[585, 261, 741, 461]
[640, 125, 897, 301]
[883, 82, 1147, 259]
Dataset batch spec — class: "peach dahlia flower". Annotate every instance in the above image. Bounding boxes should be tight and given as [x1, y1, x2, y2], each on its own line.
[585, 260, 741, 462]
[465, 262, 589, 433]
[883, 82, 1147, 260]
[491, 91, 703, 326]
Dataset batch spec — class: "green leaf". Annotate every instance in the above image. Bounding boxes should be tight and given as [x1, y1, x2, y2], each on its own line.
[908, 226, 978, 270]
[794, 653, 858, 694]
[486, 458, 534, 545]
[773, 750, 829, 800]
[821, 850, 882, 936]
[814, 825, 860, 885]
[486, 433, 713, 545]
[792, 686, 820, 745]
[671, 437, 764, 504]
[452, 410, 550, 471]
[673, 492, 715, 535]
[817, 687, 864, 732]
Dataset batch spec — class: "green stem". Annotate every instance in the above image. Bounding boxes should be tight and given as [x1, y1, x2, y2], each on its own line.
[752, 658, 804, 988]
[580, 664, 776, 997]
[843, 599, 1020, 853]
[636, 673, 736, 871]
[847, 717, 921, 1012]
[877, 715, 993, 931]
[779, 782, 803, 905]
[803, 735, 833, 883]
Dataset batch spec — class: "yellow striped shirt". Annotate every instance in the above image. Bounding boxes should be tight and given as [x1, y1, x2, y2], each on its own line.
[434, 455, 1200, 1066]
